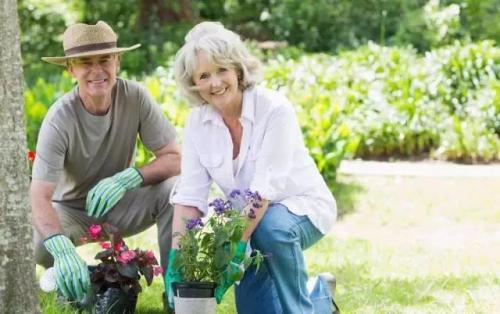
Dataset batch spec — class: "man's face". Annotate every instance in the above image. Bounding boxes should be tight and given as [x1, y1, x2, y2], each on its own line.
[68, 54, 120, 99]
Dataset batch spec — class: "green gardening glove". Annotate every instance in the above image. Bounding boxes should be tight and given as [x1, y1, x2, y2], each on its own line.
[215, 240, 247, 304]
[165, 249, 184, 310]
[86, 167, 143, 218]
[44, 234, 90, 302]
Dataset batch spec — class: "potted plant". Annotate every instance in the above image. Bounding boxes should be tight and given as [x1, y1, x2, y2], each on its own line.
[172, 189, 265, 314]
[38, 224, 161, 313]
[78, 224, 162, 313]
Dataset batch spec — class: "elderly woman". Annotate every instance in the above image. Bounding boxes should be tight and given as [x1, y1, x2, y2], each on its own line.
[165, 22, 337, 313]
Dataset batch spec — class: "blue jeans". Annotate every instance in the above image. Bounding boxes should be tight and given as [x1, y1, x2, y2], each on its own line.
[235, 203, 328, 314]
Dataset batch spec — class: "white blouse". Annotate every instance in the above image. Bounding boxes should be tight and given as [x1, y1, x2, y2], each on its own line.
[171, 86, 336, 234]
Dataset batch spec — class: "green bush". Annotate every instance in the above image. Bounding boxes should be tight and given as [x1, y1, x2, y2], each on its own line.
[24, 41, 500, 189]
[24, 72, 74, 151]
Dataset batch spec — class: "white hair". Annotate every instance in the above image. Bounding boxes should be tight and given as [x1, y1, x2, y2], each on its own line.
[174, 21, 262, 106]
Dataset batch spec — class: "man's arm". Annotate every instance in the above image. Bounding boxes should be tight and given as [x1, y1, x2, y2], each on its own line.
[31, 179, 61, 238]
[138, 140, 181, 186]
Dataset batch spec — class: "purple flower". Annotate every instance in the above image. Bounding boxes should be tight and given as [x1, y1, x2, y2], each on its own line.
[248, 208, 257, 219]
[186, 218, 204, 230]
[244, 189, 262, 203]
[209, 198, 230, 215]
[229, 189, 241, 198]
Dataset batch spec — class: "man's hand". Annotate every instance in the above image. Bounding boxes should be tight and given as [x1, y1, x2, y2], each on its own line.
[86, 167, 143, 218]
[215, 240, 247, 304]
[44, 234, 90, 301]
[165, 249, 184, 310]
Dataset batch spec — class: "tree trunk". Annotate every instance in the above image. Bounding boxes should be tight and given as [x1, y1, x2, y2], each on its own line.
[0, 0, 40, 313]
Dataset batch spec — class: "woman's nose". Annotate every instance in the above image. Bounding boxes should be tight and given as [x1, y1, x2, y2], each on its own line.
[209, 74, 222, 87]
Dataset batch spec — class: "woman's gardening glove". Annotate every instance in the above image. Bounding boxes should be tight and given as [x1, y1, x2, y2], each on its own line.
[44, 234, 90, 302]
[165, 249, 184, 309]
[214, 240, 247, 304]
[86, 167, 143, 218]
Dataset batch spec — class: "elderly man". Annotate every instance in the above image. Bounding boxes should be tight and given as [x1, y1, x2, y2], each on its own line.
[31, 21, 179, 302]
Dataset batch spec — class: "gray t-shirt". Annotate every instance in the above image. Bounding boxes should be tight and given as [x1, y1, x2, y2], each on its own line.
[32, 78, 176, 208]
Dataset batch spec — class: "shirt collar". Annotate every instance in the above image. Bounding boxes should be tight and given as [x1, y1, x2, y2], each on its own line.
[201, 104, 221, 125]
[201, 87, 256, 125]
[240, 87, 255, 124]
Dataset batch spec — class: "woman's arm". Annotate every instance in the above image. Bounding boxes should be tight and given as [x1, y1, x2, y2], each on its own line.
[171, 204, 203, 249]
[241, 199, 269, 241]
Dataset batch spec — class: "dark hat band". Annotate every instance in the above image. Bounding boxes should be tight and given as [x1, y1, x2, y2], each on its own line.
[64, 42, 117, 56]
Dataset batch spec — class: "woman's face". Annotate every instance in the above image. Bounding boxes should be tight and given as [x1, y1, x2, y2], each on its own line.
[192, 51, 242, 113]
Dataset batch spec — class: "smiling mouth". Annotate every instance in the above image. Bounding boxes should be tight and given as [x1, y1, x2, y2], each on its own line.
[88, 79, 107, 85]
[211, 88, 227, 95]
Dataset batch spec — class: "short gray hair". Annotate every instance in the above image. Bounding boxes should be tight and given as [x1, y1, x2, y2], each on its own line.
[174, 21, 262, 106]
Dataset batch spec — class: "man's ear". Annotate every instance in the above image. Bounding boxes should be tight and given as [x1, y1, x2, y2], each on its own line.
[116, 54, 122, 73]
[66, 61, 76, 78]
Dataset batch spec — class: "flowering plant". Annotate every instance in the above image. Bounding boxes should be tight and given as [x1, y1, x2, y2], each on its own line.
[174, 189, 265, 283]
[81, 224, 163, 296]
[27, 150, 36, 178]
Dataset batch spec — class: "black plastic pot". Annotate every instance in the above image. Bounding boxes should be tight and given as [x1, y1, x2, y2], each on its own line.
[94, 286, 137, 314]
[87, 266, 138, 314]
[173, 282, 216, 298]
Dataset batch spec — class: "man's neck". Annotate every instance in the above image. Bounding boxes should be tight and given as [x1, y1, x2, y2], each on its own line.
[79, 92, 112, 116]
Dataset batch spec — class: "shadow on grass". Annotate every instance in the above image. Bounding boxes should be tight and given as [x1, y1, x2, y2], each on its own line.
[331, 180, 365, 219]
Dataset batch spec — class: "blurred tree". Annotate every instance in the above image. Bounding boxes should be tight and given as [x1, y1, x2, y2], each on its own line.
[18, 0, 69, 83]
[19, 0, 500, 80]
[0, 0, 40, 312]
[454, 0, 500, 43]
[81, 0, 196, 74]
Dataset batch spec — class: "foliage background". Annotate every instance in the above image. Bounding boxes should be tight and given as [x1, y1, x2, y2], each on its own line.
[21, 0, 500, 195]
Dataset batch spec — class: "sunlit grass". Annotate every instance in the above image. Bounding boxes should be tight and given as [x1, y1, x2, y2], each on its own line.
[39, 174, 500, 313]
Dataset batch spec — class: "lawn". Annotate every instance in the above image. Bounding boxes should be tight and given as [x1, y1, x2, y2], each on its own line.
[39, 173, 500, 313]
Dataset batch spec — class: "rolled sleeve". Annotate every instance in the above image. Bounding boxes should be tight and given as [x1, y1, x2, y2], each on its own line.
[171, 118, 211, 215]
[249, 105, 297, 201]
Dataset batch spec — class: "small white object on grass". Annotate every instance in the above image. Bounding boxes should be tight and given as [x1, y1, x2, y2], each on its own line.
[40, 267, 57, 292]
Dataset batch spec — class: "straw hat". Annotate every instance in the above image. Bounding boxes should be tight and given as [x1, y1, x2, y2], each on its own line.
[42, 21, 140, 66]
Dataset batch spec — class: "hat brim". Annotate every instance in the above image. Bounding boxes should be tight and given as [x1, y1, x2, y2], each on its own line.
[41, 44, 141, 66]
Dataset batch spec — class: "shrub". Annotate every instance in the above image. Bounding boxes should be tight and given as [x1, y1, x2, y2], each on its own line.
[24, 41, 500, 188]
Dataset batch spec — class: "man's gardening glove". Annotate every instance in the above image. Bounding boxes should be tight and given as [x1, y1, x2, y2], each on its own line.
[44, 234, 90, 302]
[165, 249, 184, 310]
[86, 167, 143, 218]
[215, 240, 247, 304]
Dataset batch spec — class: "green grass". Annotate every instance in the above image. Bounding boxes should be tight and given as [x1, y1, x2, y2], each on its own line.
[39, 174, 500, 313]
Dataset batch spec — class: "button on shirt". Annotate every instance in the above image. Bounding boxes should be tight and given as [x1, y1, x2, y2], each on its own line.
[172, 86, 336, 234]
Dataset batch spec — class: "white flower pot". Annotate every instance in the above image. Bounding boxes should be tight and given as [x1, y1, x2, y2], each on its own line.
[173, 282, 216, 314]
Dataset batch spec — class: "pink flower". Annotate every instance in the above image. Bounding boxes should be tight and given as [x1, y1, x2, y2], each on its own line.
[114, 240, 125, 252]
[117, 250, 136, 264]
[99, 241, 111, 249]
[144, 250, 157, 263]
[153, 266, 163, 276]
[88, 224, 103, 240]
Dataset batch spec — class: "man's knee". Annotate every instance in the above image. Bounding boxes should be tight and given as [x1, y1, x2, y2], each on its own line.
[152, 176, 178, 211]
